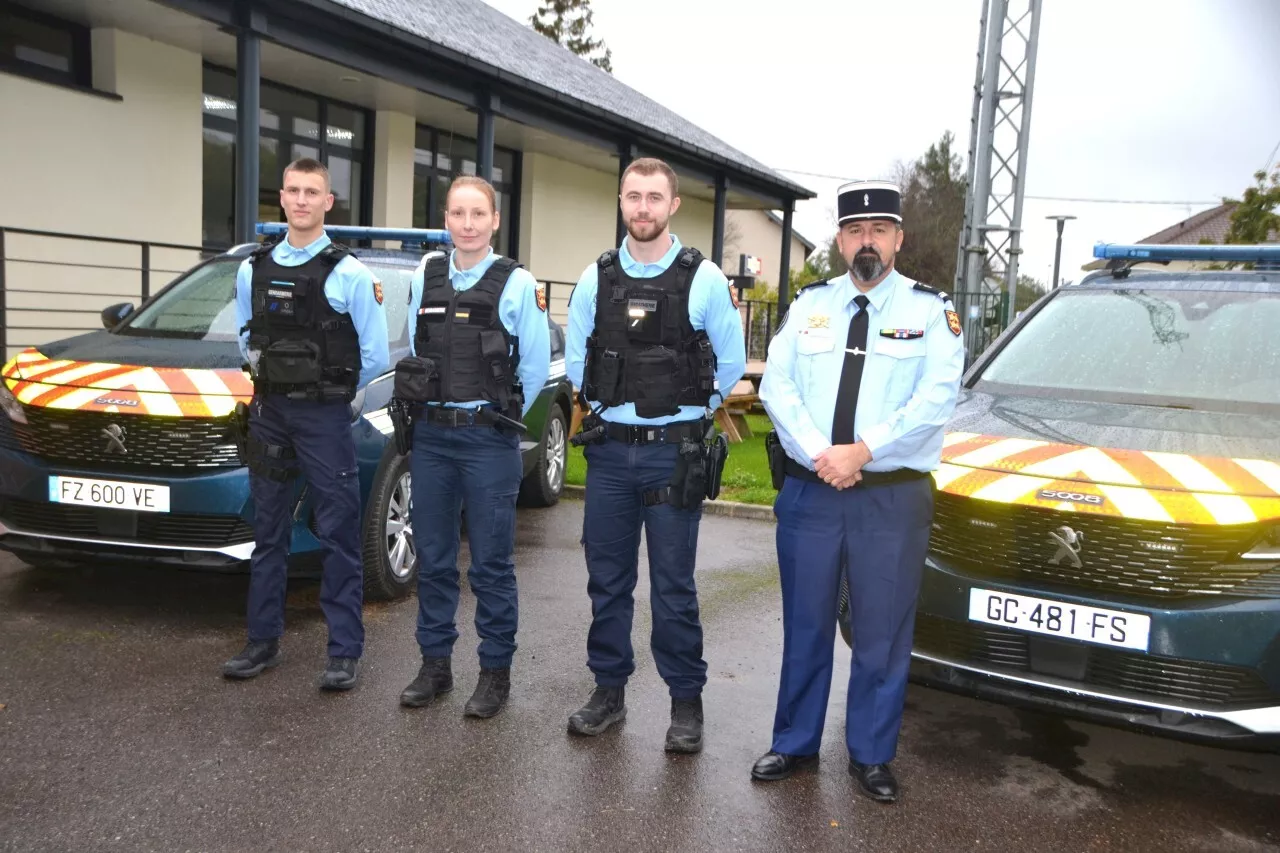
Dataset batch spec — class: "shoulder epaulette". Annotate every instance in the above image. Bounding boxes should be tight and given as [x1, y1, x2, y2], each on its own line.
[797, 279, 831, 296]
[913, 281, 951, 300]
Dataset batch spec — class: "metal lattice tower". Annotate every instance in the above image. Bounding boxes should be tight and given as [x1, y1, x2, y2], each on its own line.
[955, 0, 1044, 327]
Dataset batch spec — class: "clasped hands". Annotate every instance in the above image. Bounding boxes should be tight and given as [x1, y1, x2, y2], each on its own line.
[813, 441, 873, 491]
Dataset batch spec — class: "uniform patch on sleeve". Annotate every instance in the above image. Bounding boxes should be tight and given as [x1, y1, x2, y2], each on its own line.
[373, 279, 384, 305]
[726, 279, 741, 309]
[946, 309, 962, 336]
[535, 283, 547, 312]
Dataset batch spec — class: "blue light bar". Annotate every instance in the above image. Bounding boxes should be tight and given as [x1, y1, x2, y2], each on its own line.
[255, 223, 452, 246]
[1093, 242, 1280, 263]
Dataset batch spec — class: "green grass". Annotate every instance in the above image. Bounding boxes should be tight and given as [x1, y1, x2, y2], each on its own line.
[565, 413, 776, 506]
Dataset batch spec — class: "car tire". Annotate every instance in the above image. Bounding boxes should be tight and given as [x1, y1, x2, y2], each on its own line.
[361, 449, 417, 601]
[518, 403, 567, 508]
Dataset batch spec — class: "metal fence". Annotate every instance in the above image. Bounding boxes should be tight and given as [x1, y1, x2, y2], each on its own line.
[0, 226, 219, 357]
[741, 289, 1010, 366]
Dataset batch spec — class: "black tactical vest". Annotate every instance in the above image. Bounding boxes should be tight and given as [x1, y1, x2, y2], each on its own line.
[412, 254, 523, 416]
[243, 239, 362, 402]
[582, 247, 717, 419]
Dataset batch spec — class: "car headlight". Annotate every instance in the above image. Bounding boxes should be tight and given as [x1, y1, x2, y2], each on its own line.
[1243, 523, 1280, 560]
[0, 382, 27, 424]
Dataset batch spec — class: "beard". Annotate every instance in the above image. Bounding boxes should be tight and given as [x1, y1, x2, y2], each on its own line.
[850, 247, 886, 282]
[626, 215, 667, 244]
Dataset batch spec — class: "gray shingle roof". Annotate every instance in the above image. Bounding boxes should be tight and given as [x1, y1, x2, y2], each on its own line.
[322, 0, 813, 200]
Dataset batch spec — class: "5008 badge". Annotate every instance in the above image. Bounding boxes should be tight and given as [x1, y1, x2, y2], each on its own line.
[1038, 489, 1105, 506]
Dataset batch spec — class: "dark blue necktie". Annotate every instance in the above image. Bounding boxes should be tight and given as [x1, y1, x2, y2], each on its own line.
[831, 294, 870, 445]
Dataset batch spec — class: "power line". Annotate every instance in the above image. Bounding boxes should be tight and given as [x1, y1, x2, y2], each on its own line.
[772, 166, 1220, 206]
[1264, 136, 1280, 173]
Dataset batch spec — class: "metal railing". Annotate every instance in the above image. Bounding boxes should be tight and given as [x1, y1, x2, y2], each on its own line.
[0, 226, 221, 355]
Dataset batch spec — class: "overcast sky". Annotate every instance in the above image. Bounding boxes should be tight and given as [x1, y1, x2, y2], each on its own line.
[484, 0, 1280, 288]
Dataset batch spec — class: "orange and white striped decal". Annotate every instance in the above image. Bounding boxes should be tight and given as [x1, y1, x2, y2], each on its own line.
[936, 432, 1280, 525]
[2, 349, 253, 418]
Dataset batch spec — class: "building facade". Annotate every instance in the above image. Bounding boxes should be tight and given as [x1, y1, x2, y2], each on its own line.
[0, 0, 813, 356]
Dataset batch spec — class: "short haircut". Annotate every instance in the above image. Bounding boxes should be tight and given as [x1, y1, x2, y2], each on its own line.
[445, 175, 498, 214]
[621, 157, 679, 197]
[282, 157, 330, 191]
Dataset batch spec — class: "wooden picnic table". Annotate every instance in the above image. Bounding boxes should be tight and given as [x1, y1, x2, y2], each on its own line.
[568, 381, 764, 445]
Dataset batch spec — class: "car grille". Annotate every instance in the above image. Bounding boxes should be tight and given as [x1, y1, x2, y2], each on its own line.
[5, 407, 240, 470]
[914, 614, 1277, 708]
[930, 492, 1273, 599]
[0, 499, 253, 547]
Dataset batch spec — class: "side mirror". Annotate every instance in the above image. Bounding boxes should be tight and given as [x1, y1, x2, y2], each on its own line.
[101, 302, 134, 329]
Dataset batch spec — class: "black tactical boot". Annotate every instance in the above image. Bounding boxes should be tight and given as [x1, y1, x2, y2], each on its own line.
[400, 656, 453, 707]
[567, 685, 626, 736]
[463, 667, 511, 718]
[319, 657, 359, 691]
[222, 639, 280, 680]
[664, 696, 704, 753]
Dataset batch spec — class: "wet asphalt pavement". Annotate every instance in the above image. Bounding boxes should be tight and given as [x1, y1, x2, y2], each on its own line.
[1, 499, 1277, 853]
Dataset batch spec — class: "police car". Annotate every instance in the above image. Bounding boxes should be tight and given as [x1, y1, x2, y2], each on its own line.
[0, 226, 573, 600]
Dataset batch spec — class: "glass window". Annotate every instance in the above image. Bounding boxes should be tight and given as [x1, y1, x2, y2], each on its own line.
[370, 263, 416, 349]
[200, 66, 371, 247]
[120, 260, 241, 340]
[412, 125, 518, 256]
[978, 287, 1280, 408]
[202, 129, 235, 246]
[1, 6, 88, 86]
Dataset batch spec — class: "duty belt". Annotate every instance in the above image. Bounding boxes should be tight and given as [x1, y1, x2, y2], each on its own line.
[419, 405, 503, 428]
[604, 419, 706, 446]
[783, 457, 931, 488]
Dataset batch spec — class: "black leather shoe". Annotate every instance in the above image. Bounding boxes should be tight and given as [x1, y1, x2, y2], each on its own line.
[400, 656, 453, 707]
[463, 667, 511, 718]
[750, 751, 819, 781]
[567, 686, 626, 736]
[222, 639, 280, 679]
[319, 657, 359, 691]
[664, 697, 703, 753]
[849, 760, 898, 803]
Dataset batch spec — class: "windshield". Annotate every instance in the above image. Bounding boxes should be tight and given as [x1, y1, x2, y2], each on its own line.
[978, 286, 1280, 410]
[121, 257, 416, 347]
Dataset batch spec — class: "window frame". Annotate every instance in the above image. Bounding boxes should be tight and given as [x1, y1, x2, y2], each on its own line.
[412, 123, 522, 258]
[0, 1, 92, 90]
[200, 63, 375, 249]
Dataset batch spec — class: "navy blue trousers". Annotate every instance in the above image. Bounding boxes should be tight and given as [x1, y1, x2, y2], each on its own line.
[582, 437, 706, 699]
[246, 394, 364, 658]
[770, 474, 933, 764]
[410, 419, 522, 669]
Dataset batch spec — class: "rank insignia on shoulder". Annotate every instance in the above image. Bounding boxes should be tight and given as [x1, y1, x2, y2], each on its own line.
[880, 329, 924, 339]
[946, 310, 962, 336]
[373, 280, 384, 305]
[535, 283, 547, 312]
[808, 314, 830, 329]
[914, 282, 950, 300]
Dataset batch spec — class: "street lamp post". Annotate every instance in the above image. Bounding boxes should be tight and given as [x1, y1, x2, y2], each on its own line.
[1046, 215, 1077, 289]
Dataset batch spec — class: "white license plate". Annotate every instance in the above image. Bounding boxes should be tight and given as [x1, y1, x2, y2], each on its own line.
[968, 587, 1150, 651]
[48, 476, 170, 513]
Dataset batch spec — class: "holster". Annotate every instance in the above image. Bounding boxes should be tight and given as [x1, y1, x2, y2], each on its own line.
[570, 410, 607, 447]
[231, 401, 251, 465]
[389, 398, 414, 455]
[765, 430, 786, 491]
[704, 428, 729, 500]
[664, 437, 707, 511]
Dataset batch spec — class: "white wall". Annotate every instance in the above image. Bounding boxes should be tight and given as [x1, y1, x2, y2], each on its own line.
[725, 209, 812, 285]
[371, 110, 416, 233]
[520, 152, 618, 324]
[0, 29, 203, 357]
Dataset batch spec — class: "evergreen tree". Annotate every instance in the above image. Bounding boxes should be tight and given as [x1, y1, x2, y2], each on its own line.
[530, 0, 613, 73]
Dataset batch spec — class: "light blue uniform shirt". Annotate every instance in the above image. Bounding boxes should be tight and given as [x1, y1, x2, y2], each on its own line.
[566, 234, 746, 425]
[406, 249, 550, 418]
[760, 269, 964, 473]
[234, 234, 390, 390]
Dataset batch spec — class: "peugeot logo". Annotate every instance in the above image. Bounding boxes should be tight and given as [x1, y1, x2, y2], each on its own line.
[1048, 525, 1084, 568]
[101, 424, 127, 455]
